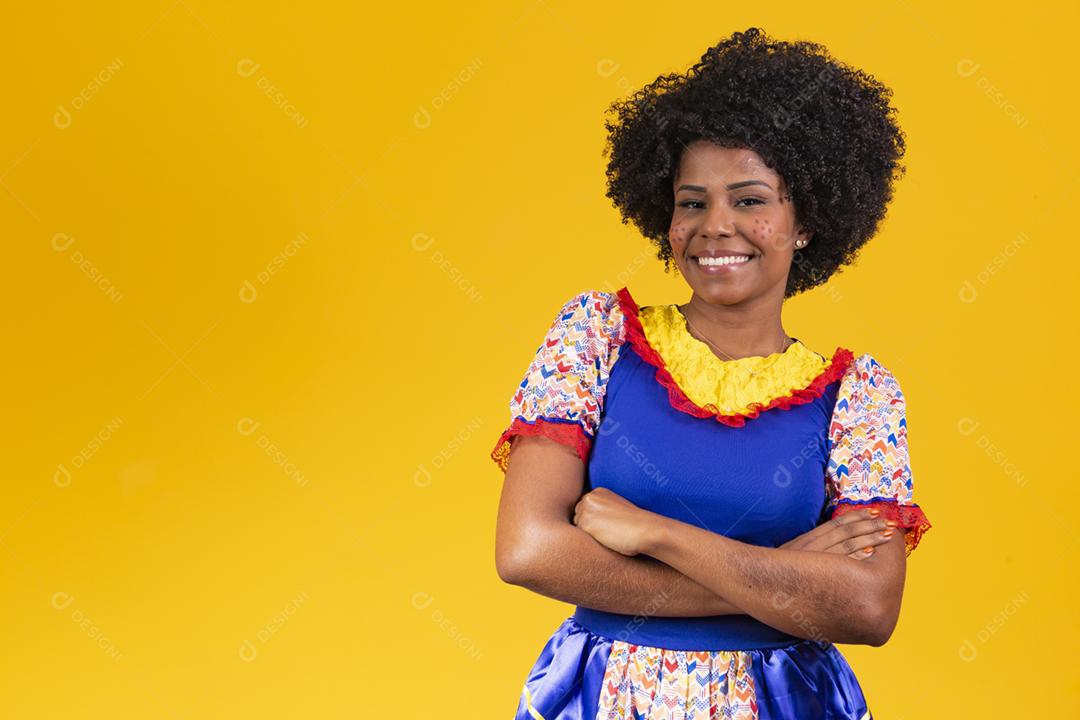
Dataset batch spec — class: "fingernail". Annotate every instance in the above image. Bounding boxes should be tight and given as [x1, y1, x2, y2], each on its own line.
[863, 547, 874, 554]
[884, 520, 898, 527]
[882, 530, 894, 538]
[868, 509, 880, 517]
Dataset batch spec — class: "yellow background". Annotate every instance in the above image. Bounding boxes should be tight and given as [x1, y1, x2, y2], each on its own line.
[2, 1, 1076, 716]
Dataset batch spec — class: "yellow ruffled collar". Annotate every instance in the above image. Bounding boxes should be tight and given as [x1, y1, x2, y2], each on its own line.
[615, 287, 854, 426]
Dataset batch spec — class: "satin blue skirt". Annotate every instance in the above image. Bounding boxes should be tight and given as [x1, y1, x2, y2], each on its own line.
[513, 616, 872, 719]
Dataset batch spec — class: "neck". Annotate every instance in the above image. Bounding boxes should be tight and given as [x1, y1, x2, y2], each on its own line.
[678, 293, 789, 360]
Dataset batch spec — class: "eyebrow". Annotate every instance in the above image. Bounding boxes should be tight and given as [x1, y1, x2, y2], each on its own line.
[676, 180, 774, 192]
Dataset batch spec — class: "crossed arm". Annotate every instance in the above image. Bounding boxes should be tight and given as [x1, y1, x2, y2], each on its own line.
[634, 503, 906, 646]
[495, 435, 906, 646]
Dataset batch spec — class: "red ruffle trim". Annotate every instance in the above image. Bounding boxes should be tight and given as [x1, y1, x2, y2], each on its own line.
[490, 417, 592, 473]
[614, 286, 855, 427]
[831, 500, 933, 556]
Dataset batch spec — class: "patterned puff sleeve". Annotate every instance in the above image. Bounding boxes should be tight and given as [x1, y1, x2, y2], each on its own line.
[489, 289, 625, 473]
[823, 353, 932, 556]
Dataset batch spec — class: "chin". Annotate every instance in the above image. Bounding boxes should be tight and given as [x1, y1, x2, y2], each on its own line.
[689, 283, 753, 306]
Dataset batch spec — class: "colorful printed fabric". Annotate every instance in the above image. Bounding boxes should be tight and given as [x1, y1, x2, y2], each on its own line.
[596, 641, 758, 719]
[515, 616, 873, 720]
[823, 353, 932, 555]
[490, 290, 627, 472]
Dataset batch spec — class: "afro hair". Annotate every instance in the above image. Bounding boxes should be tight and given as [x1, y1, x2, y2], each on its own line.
[602, 26, 906, 297]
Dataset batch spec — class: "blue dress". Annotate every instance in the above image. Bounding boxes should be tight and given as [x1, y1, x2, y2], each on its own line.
[491, 287, 931, 719]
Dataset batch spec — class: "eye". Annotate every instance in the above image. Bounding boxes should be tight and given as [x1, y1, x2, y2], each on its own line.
[677, 198, 765, 210]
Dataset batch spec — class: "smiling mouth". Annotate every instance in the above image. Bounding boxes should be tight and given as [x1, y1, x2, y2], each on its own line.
[692, 254, 756, 267]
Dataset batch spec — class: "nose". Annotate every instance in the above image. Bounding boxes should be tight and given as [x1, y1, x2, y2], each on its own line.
[699, 200, 736, 237]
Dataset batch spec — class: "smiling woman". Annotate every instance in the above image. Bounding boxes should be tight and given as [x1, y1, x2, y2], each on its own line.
[492, 26, 929, 720]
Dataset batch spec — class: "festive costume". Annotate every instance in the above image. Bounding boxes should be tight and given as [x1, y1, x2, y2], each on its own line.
[491, 287, 931, 720]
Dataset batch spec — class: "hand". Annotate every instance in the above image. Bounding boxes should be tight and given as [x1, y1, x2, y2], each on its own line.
[781, 507, 900, 559]
[572, 487, 660, 557]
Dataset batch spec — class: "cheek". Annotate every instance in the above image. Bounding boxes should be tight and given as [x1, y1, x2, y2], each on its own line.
[752, 218, 775, 245]
[753, 216, 792, 252]
[668, 223, 689, 247]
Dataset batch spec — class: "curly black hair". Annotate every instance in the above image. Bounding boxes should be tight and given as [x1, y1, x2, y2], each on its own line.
[602, 27, 906, 297]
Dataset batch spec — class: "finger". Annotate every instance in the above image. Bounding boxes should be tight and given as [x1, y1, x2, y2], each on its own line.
[828, 528, 899, 557]
[817, 518, 896, 548]
[783, 509, 896, 552]
[805, 516, 897, 552]
[796, 507, 882, 547]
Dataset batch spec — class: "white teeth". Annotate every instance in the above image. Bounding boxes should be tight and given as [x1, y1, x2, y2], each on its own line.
[696, 255, 752, 266]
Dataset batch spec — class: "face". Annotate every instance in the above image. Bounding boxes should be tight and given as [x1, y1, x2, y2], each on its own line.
[668, 140, 811, 306]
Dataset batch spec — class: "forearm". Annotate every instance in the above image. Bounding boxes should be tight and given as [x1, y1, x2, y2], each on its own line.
[645, 517, 879, 644]
[505, 521, 744, 617]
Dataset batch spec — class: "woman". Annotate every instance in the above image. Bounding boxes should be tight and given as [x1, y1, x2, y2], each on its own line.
[491, 27, 931, 719]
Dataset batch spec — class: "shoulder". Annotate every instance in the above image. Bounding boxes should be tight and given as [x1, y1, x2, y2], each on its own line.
[830, 351, 909, 434]
[836, 351, 906, 397]
[545, 288, 627, 349]
[552, 288, 623, 321]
